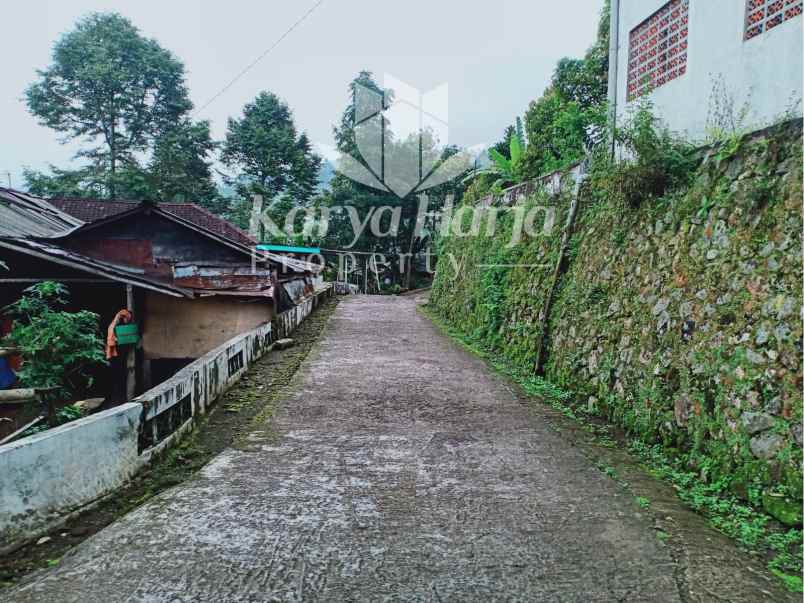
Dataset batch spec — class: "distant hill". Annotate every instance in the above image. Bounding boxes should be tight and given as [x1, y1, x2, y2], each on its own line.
[216, 159, 336, 201]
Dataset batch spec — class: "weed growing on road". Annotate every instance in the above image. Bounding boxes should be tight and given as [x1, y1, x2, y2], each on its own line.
[629, 440, 803, 592]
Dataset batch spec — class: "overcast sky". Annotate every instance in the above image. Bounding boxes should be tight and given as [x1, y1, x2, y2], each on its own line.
[0, 0, 605, 189]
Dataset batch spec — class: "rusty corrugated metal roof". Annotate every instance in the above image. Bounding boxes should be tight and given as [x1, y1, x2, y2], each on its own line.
[0, 238, 190, 298]
[0, 189, 84, 238]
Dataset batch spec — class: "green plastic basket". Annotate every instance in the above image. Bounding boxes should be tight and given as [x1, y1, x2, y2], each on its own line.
[114, 323, 140, 346]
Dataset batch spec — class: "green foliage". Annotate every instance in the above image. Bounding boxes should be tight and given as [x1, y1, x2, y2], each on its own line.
[487, 127, 526, 189]
[2, 282, 106, 398]
[23, 165, 108, 199]
[595, 102, 696, 207]
[147, 119, 221, 209]
[492, 124, 516, 160]
[22, 404, 85, 437]
[630, 441, 802, 590]
[461, 173, 496, 205]
[25, 13, 196, 200]
[520, 1, 609, 178]
[523, 89, 606, 178]
[222, 91, 321, 204]
[705, 73, 752, 145]
[599, 464, 619, 480]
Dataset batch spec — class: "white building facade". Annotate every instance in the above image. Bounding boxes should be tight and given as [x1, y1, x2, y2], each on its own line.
[608, 0, 803, 142]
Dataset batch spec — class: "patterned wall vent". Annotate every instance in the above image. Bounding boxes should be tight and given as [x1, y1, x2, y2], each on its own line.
[745, 0, 802, 40]
[627, 0, 690, 102]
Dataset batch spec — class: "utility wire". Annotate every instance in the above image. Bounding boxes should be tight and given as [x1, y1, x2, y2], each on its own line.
[194, 0, 325, 116]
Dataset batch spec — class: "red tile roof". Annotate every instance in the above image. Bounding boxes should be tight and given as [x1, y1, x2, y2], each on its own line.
[47, 198, 256, 246]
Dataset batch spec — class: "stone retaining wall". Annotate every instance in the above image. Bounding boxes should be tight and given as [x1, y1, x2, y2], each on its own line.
[431, 120, 802, 521]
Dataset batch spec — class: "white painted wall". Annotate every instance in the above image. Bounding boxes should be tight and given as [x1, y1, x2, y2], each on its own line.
[0, 403, 142, 551]
[613, 0, 803, 142]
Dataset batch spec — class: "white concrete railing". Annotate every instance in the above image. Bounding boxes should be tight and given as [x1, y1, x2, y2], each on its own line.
[0, 286, 331, 552]
[0, 403, 141, 553]
[477, 159, 589, 208]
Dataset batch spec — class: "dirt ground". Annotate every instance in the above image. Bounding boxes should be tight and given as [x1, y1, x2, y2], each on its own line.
[3, 294, 794, 602]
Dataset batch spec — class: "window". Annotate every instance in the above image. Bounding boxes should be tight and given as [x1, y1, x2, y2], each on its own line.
[745, 0, 802, 40]
[627, 0, 690, 102]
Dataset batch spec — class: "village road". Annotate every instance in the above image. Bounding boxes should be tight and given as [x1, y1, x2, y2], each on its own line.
[4, 295, 786, 602]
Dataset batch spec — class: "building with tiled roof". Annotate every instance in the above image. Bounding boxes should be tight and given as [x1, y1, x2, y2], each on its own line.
[47, 198, 256, 247]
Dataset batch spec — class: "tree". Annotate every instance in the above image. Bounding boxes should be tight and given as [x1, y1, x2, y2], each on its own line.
[23, 163, 155, 200]
[522, 89, 603, 176]
[492, 125, 517, 160]
[25, 13, 193, 199]
[221, 92, 321, 205]
[148, 120, 222, 210]
[320, 72, 466, 288]
[24, 166, 105, 198]
[520, 0, 610, 178]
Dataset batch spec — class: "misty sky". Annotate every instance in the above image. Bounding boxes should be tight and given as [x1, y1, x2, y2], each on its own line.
[0, 0, 605, 189]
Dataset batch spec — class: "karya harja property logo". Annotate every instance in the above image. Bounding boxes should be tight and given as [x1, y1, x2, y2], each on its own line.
[336, 73, 474, 198]
[249, 72, 555, 261]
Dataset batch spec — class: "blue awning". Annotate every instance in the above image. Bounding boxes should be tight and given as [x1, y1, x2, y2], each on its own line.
[256, 244, 321, 254]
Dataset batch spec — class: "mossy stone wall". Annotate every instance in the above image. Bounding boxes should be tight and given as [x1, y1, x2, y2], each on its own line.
[430, 120, 803, 513]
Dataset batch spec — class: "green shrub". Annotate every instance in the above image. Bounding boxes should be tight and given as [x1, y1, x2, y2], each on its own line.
[599, 102, 696, 207]
[2, 282, 106, 398]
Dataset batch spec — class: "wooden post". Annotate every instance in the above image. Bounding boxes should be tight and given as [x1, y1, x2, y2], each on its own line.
[534, 179, 583, 375]
[142, 359, 152, 391]
[125, 285, 137, 401]
[363, 257, 368, 294]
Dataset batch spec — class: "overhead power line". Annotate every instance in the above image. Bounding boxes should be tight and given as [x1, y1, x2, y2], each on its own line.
[194, 0, 326, 116]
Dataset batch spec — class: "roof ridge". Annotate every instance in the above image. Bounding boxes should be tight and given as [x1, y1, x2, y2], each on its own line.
[160, 202, 257, 243]
[46, 197, 142, 205]
[48, 196, 256, 246]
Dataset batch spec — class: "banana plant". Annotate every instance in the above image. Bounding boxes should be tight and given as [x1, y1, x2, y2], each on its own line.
[488, 132, 523, 182]
[462, 118, 526, 189]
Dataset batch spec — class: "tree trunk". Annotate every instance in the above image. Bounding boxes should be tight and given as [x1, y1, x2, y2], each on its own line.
[110, 125, 117, 200]
[109, 103, 117, 200]
[403, 206, 417, 290]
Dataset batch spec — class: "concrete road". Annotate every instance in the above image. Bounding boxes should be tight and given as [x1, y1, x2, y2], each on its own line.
[4, 296, 781, 602]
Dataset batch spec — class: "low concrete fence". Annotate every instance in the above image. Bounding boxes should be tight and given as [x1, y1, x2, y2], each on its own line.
[0, 404, 141, 552]
[0, 286, 332, 552]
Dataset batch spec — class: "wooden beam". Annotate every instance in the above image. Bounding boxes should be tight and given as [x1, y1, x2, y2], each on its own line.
[0, 278, 111, 283]
[0, 388, 36, 403]
[534, 181, 583, 375]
